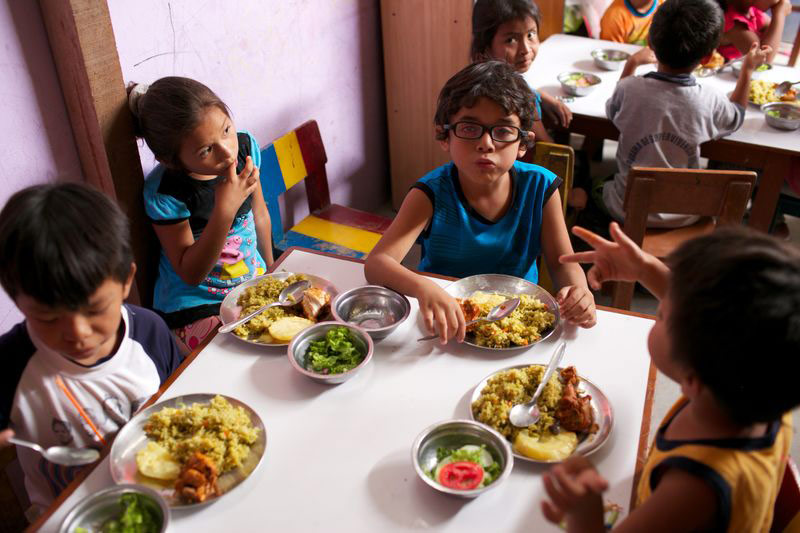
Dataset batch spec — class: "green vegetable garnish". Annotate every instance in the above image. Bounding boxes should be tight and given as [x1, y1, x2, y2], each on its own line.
[756, 64, 770, 72]
[767, 109, 781, 118]
[100, 493, 160, 533]
[426, 445, 502, 485]
[305, 327, 365, 374]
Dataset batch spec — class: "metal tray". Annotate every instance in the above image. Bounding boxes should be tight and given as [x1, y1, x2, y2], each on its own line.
[443, 273, 560, 350]
[109, 393, 266, 508]
[469, 364, 613, 463]
[219, 271, 338, 346]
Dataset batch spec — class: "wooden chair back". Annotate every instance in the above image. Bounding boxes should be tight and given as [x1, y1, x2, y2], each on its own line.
[771, 456, 800, 533]
[612, 167, 756, 309]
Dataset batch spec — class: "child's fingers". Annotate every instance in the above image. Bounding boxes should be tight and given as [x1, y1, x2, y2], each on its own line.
[434, 309, 449, 344]
[571, 225, 608, 249]
[559, 250, 597, 264]
[543, 471, 571, 508]
[422, 307, 435, 335]
[248, 166, 260, 186]
[238, 155, 254, 180]
[453, 305, 466, 343]
[553, 466, 587, 499]
[586, 266, 605, 290]
[541, 500, 565, 525]
[608, 222, 637, 252]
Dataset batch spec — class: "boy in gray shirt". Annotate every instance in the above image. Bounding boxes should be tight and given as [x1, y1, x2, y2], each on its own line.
[602, 0, 770, 228]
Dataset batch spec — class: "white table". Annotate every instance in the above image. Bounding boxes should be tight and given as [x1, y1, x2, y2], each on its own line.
[33, 248, 656, 532]
[528, 34, 800, 231]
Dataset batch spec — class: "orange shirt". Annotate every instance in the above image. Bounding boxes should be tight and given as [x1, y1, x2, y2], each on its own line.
[600, 0, 661, 45]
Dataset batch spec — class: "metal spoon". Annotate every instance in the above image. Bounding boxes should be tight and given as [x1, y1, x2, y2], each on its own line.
[416, 297, 520, 342]
[218, 279, 311, 333]
[9, 437, 100, 466]
[774, 80, 799, 97]
[508, 341, 567, 428]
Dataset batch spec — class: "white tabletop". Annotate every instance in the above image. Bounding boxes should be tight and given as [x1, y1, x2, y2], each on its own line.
[528, 34, 800, 153]
[37, 249, 655, 532]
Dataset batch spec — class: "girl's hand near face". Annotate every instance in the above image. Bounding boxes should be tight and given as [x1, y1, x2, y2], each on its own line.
[416, 280, 466, 344]
[557, 285, 596, 327]
[216, 155, 258, 217]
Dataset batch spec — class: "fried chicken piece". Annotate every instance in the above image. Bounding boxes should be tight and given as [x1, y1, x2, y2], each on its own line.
[174, 452, 220, 503]
[555, 367, 596, 433]
[301, 287, 330, 320]
[457, 298, 482, 328]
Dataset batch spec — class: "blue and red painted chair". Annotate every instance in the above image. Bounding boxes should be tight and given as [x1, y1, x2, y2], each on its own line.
[259, 120, 392, 259]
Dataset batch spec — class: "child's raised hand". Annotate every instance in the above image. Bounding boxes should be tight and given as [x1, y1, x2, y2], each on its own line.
[541, 455, 608, 527]
[559, 222, 647, 290]
[742, 42, 773, 73]
[556, 285, 596, 328]
[417, 281, 466, 344]
[216, 155, 259, 217]
[630, 46, 657, 67]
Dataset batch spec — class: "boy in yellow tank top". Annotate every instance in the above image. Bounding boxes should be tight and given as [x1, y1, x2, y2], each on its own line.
[540, 223, 800, 532]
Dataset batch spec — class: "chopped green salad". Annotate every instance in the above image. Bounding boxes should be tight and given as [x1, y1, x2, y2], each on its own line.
[305, 326, 365, 374]
[75, 493, 160, 533]
[426, 445, 502, 490]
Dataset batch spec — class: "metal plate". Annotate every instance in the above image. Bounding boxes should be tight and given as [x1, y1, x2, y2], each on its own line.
[443, 274, 560, 350]
[469, 364, 613, 463]
[109, 394, 267, 508]
[219, 272, 338, 346]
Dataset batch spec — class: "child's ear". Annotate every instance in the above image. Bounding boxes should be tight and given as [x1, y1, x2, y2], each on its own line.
[122, 262, 137, 300]
[435, 126, 450, 152]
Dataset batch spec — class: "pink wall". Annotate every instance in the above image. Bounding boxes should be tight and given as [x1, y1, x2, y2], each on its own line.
[107, 0, 388, 223]
[0, 1, 83, 331]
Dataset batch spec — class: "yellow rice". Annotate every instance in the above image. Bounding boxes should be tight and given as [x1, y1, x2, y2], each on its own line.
[468, 292, 555, 348]
[232, 274, 308, 340]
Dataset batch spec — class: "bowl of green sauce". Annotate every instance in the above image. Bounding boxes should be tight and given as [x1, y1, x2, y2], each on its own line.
[288, 322, 374, 384]
[59, 484, 168, 533]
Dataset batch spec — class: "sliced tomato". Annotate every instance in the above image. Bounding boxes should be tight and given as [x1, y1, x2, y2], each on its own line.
[438, 461, 484, 490]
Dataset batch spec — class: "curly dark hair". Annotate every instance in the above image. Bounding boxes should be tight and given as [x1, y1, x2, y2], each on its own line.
[666, 226, 800, 426]
[433, 61, 536, 145]
[470, 0, 542, 62]
[0, 183, 133, 309]
[649, 0, 724, 70]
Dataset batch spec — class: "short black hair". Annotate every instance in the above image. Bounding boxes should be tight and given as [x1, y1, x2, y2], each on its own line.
[434, 61, 536, 144]
[667, 227, 800, 425]
[471, 0, 542, 61]
[648, 0, 723, 70]
[0, 183, 134, 309]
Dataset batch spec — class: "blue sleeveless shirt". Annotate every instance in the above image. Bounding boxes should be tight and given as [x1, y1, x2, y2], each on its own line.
[413, 161, 560, 283]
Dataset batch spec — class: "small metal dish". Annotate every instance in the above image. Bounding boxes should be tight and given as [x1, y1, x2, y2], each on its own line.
[412, 419, 513, 499]
[591, 48, 629, 70]
[287, 321, 374, 384]
[59, 484, 169, 533]
[762, 102, 800, 131]
[332, 285, 410, 340]
[558, 71, 601, 97]
[731, 59, 772, 80]
[470, 364, 613, 464]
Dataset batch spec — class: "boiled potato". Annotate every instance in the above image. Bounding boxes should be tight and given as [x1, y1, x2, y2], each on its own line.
[268, 316, 314, 341]
[136, 441, 180, 480]
[513, 430, 578, 461]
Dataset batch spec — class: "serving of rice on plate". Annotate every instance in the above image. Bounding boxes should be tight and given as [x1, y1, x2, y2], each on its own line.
[464, 292, 556, 348]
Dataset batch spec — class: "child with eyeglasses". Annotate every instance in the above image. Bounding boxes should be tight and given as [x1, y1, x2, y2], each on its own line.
[365, 61, 595, 344]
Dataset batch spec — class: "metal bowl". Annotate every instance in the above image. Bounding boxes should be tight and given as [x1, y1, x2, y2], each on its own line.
[287, 321, 374, 384]
[59, 484, 169, 533]
[219, 272, 338, 346]
[731, 59, 772, 80]
[762, 102, 800, 131]
[591, 48, 629, 70]
[558, 71, 601, 96]
[331, 285, 411, 340]
[442, 273, 560, 350]
[411, 419, 513, 499]
[470, 364, 614, 463]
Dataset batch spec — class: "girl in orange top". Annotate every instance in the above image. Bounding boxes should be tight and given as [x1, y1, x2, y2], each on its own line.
[541, 223, 800, 532]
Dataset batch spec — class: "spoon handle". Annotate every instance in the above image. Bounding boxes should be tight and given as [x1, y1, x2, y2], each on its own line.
[219, 301, 280, 333]
[530, 342, 567, 404]
[8, 437, 44, 455]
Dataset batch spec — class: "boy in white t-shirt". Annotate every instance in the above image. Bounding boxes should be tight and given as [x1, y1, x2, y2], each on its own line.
[0, 183, 182, 516]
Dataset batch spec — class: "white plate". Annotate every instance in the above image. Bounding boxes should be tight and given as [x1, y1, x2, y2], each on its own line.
[109, 393, 266, 508]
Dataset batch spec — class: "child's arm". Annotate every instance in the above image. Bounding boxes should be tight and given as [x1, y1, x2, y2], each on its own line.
[560, 222, 669, 299]
[542, 456, 718, 532]
[729, 42, 772, 107]
[531, 119, 553, 143]
[620, 47, 657, 79]
[539, 90, 573, 128]
[251, 179, 274, 266]
[726, 0, 789, 62]
[540, 191, 596, 327]
[153, 157, 259, 286]
[364, 189, 466, 344]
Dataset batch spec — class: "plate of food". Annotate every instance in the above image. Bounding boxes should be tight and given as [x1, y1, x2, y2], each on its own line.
[219, 272, 338, 345]
[748, 79, 800, 107]
[442, 273, 559, 350]
[693, 50, 725, 78]
[470, 363, 612, 463]
[110, 394, 266, 508]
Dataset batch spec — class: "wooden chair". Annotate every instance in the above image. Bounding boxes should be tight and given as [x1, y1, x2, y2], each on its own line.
[771, 456, 800, 533]
[611, 167, 756, 310]
[260, 120, 392, 259]
[527, 142, 575, 294]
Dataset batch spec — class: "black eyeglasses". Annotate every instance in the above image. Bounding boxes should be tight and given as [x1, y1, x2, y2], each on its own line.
[444, 121, 528, 143]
